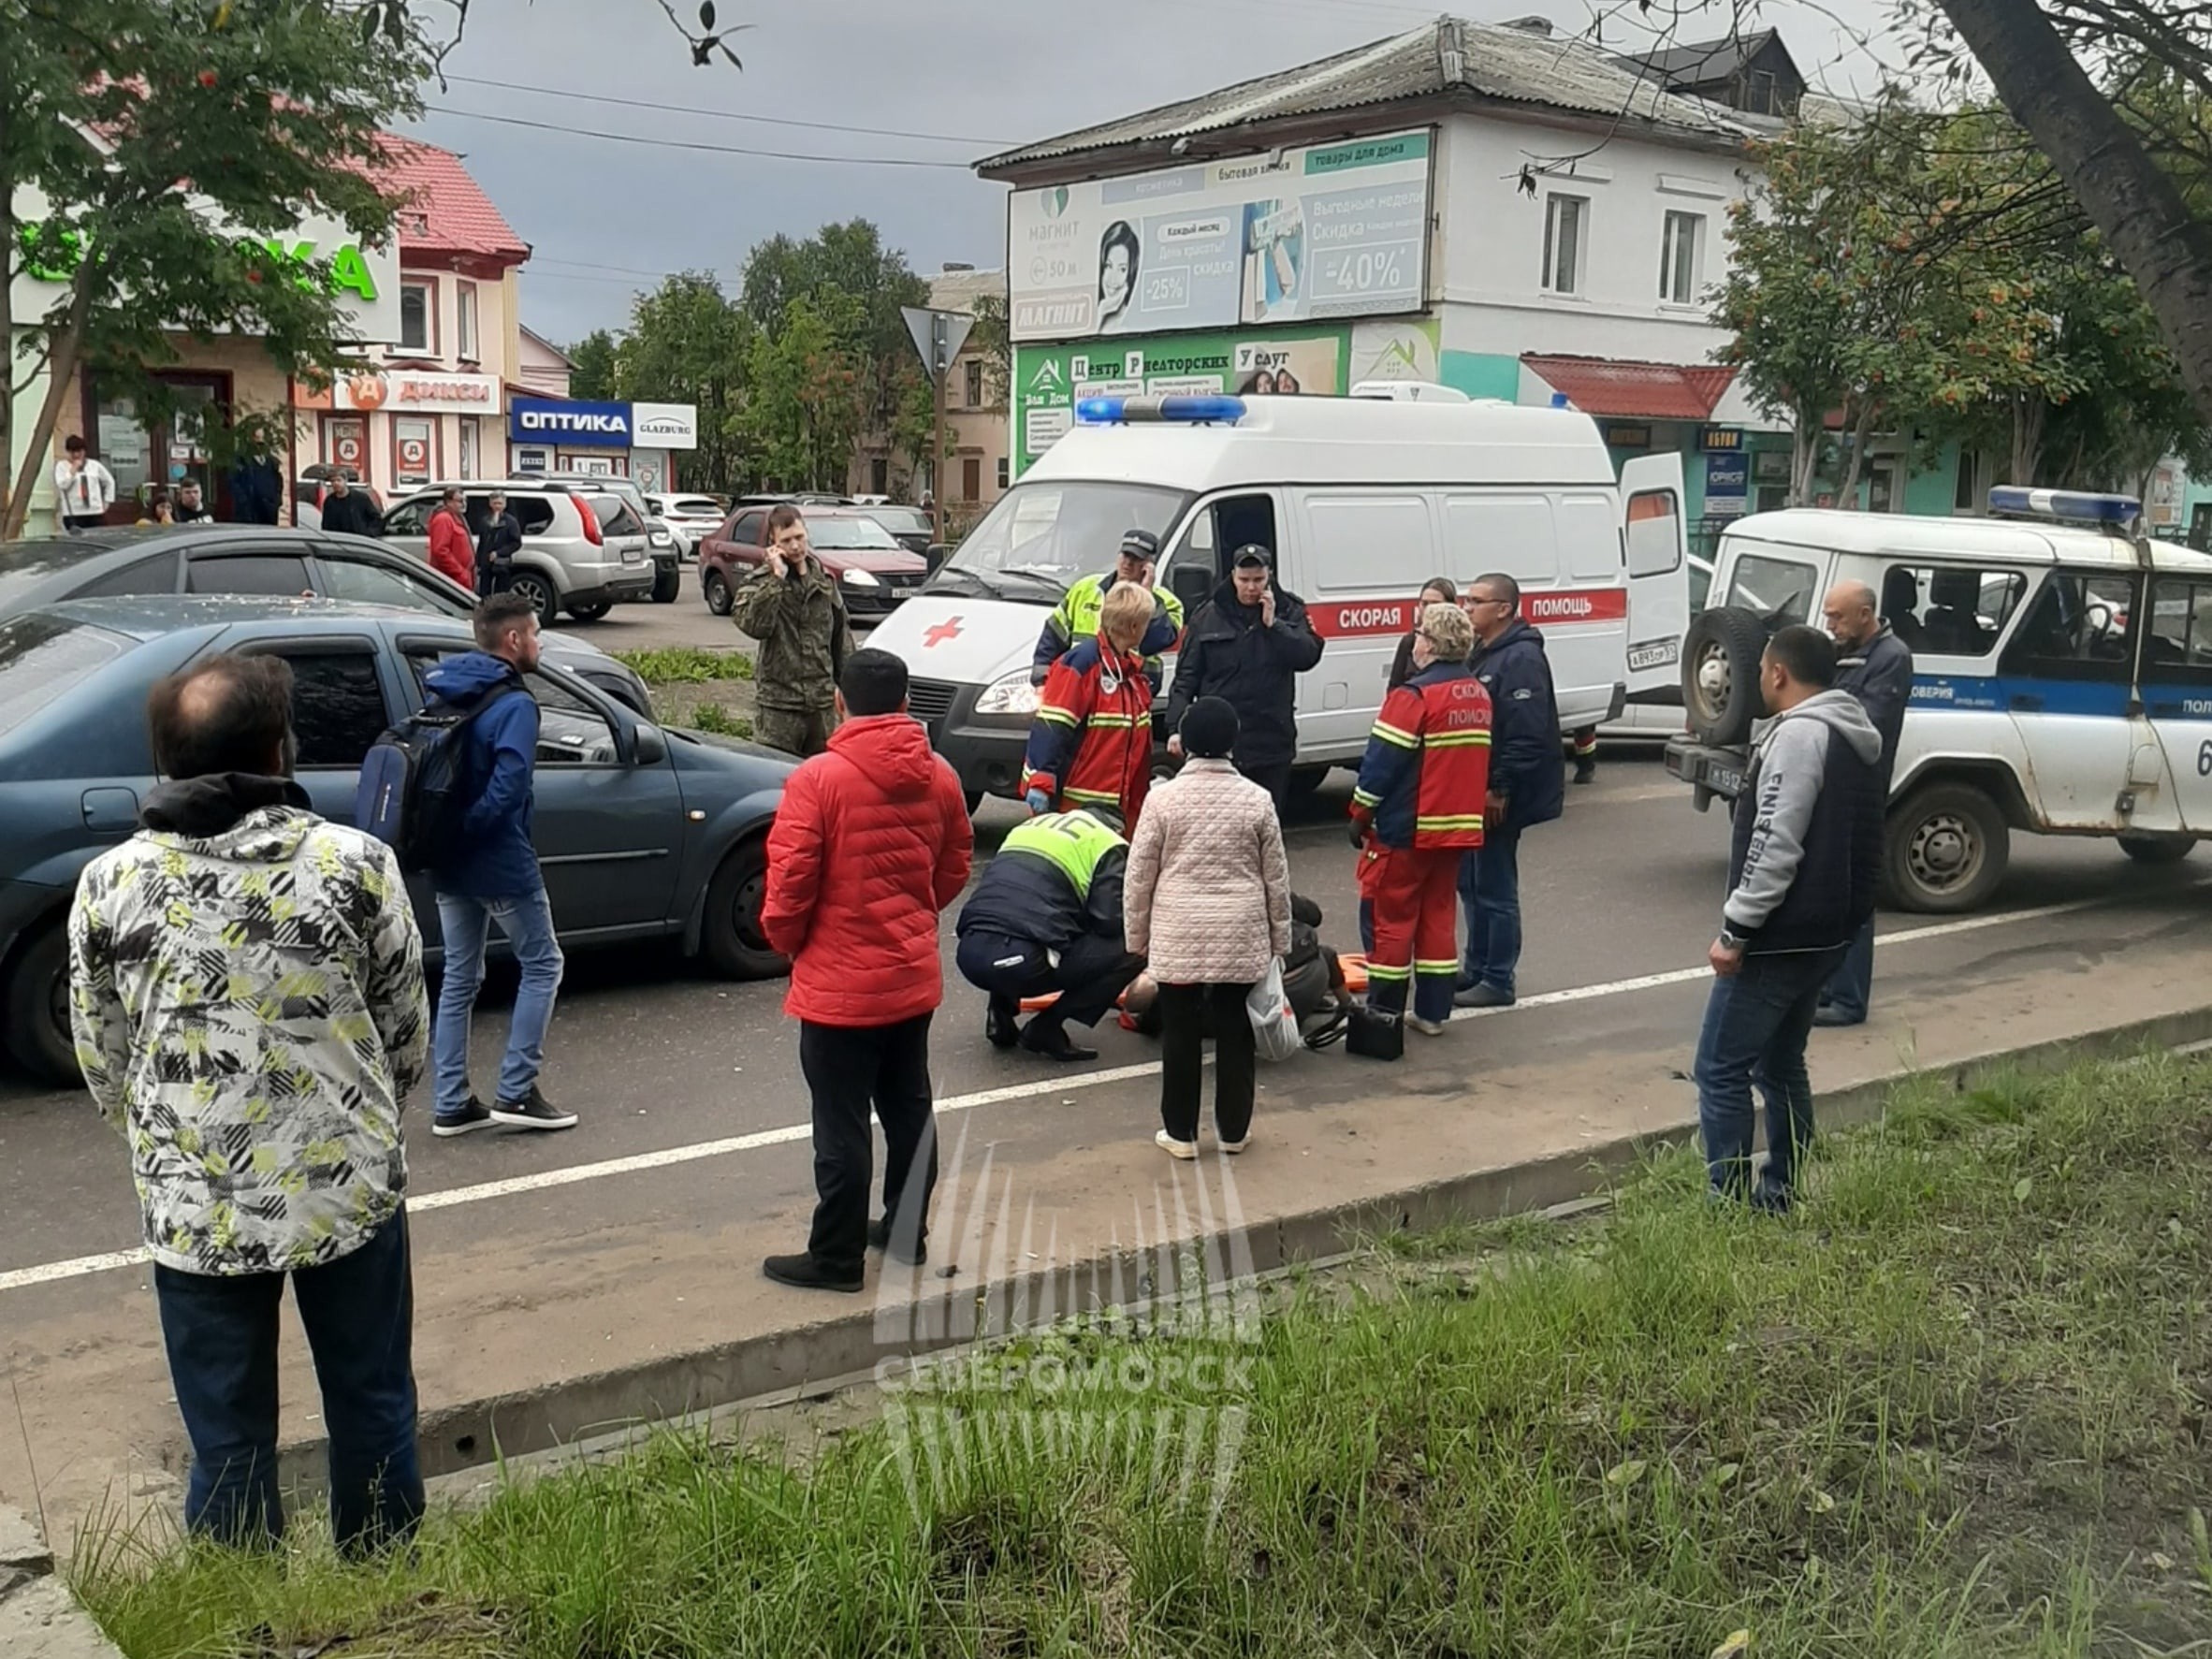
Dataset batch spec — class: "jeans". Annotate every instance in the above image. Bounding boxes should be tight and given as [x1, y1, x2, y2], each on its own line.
[153, 1208, 422, 1554]
[434, 886, 564, 1114]
[1694, 947, 1847, 1201]
[956, 929, 1145, 1033]
[1820, 917, 1875, 1024]
[799, 1014, 939, 1273]
[1157, 982, 1257, 1144]
[1457, 823, 1523, 997]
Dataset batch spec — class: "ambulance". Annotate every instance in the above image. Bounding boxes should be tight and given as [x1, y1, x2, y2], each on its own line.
[866, 387, 1695, 808]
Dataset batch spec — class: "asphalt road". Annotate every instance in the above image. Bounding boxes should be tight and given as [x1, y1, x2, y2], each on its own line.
[2, 749, 2199, 1282]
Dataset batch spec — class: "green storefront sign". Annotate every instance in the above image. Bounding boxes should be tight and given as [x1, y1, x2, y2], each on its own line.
[17, 222, 382, 302]
[1013, 326, 1351, 474]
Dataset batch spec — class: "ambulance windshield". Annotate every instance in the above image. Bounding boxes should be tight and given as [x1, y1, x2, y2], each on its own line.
[928, 480, 1190, 603]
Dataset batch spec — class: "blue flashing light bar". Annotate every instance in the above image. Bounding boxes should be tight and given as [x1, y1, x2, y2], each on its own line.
[1074, 394, 1247, 427]
[1987, 487, 2141, 525]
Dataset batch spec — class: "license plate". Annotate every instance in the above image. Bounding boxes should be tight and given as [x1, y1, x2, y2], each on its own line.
[1707, 762, 1744, 796]
[621, 546, 645, 563]
[1627, 637, 1681, 673]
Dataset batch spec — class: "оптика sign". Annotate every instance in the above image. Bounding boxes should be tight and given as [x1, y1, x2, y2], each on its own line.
[509, 397, 632, 446]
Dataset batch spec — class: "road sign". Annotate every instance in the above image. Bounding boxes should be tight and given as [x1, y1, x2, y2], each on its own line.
[902, 306, 975, 376]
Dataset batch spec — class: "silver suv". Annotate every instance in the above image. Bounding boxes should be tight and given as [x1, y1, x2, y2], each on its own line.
[382, 483, 653, 625]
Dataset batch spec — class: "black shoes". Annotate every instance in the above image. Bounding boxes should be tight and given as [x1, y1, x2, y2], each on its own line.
[985, 997, 1021, 1050]
[1452, 982, 1515, 1011]
[866, 1217, 928, 1266]
[1019, 1019, 1097, 1063]
[1573, 762, 1596, 786]
[432, 1098, 494, 1137]
[490, 1086, 577, 1131]
[762, 1253, 865, 1293]
[1812, 1005, 1864, 1028]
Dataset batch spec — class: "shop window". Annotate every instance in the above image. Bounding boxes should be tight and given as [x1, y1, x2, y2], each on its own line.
[92, 396, 153, 502]
[457, 282, 479, 361]
[1543, 196, 1588, 296]
[394, 417, 434, 488]
[399, 280, 433, 354]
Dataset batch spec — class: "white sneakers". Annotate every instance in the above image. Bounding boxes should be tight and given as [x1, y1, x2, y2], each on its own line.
[1156, 1128, 1252, 1158]
[1408, 1015, 1448, 1037]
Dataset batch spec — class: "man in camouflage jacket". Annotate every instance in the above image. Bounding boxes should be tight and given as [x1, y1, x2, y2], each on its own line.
[733, 502, 853, 757]
[68, 653, 429, 1556]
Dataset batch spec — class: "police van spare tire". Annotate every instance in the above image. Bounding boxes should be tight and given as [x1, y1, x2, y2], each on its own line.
[1681, 606, 1771, 747]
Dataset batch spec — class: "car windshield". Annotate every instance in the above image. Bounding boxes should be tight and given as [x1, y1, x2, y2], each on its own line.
[799, 517, 903, 551]
[929, 481, 1190, 600]
[865, 506, 933, 537]
[0, 613, 128, 735]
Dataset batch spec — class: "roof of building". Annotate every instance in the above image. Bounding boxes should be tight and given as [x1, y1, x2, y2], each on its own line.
[376, 137, 531, 263]
[1521, 355, 1739, 421]
[1623, 29, 1780, 85]
[928, 267, 1005, 315]
[518, 324, 575, 366]
[977, 15, 1762, 174]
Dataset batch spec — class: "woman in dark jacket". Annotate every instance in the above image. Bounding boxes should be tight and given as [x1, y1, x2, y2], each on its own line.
[1387, 578, 1458, 691]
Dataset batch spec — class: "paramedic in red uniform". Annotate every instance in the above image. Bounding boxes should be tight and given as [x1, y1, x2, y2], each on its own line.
[1349, 602, 1492, 1036]
[1021, 582, 1157, 828]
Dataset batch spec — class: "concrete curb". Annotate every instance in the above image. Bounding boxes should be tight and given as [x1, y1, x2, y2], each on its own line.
[265, 1001, 2212, 1501]
[0, 1507, 122, 1658]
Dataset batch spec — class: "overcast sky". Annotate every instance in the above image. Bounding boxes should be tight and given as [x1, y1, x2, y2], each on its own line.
[408, 0, 1899, 349]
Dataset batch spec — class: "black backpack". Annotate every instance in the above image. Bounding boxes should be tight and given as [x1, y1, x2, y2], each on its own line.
[355, 684, 524, 872]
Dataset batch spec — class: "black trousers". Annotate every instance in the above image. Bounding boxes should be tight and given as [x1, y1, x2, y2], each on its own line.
[1157, 981, 1258, 1145]
[1236, 758, 1293, 813]
[956, 929, 1145, 1031]
[798, 1014, 938, 1272]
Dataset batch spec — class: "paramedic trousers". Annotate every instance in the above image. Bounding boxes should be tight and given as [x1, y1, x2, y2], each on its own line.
[955, 929, 1146, 1034]
[1364, 846, 1463, 1025]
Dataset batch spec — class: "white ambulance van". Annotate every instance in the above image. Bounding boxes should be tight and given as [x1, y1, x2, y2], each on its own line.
[866, 388, 1694, 808]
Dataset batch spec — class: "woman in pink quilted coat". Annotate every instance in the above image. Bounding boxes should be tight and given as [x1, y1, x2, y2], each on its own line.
[1124, 697, 1292, 1159]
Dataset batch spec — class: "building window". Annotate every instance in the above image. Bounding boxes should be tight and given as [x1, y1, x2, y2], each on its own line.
[870, 458, 890, 496]
[458, 415, 480, 479]
[1660, 211, 1704, 305]
[1953, 448, 1980, 513]
[457, 282, 479, 361]
[1543, 196, 1588, 296]
[964, 358, 984, 407]
[962, 457, 982, 502]
[399, 280, 434, 354]
[997, 457, 1010, 489]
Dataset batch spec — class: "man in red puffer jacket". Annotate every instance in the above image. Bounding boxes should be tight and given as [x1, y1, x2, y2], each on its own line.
[759, 648, 973, 1292]
[426, 488, 474, 590]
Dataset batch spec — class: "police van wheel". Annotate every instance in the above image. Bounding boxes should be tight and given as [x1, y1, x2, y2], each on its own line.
[1883, 783, 2008, 913]
[1681, 607, 1769, 747]
[702, 838, 786, 980]
[2118, 834, 2196, 866]
[3, 922, 79, 1086]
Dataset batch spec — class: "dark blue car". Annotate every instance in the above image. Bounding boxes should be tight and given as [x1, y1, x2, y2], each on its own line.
[0, 596, 792, 1084]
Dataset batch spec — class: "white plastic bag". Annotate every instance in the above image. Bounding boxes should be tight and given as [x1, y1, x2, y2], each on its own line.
[1246, 958, 1301, 1063]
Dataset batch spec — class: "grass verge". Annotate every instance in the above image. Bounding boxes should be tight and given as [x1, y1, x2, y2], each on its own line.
[610, 647, 753, 685]
[73, 1055, 2212, 1657]
[611, 648, 756, 739]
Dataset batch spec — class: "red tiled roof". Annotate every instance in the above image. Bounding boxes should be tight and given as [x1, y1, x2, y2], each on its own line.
[373, 136, 530, 264]
[1521, 355, 1738, 422]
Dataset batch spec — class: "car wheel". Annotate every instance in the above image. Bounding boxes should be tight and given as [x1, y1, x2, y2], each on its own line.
[651, 563, 680, 604]
[2118, 833, 2196, 866]
[1681, 607, 1770, 747]
[701, 838, 786, 980]
[704, 570, 734, 617]
[567, 601, 614, 623]
[508, 570, 560, 630]
[4, 922, 80, 1086]
[1882, 782, 2009, 913]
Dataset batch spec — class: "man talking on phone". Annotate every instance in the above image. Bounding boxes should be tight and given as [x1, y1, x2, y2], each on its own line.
[732, 504, 853, 758]
[1161, 545, 1324, 811]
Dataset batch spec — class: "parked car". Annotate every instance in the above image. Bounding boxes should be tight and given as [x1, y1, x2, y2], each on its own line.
[698, 505, 927, 620]
[502, 474, 680, 602]
[734, 492, 853, 507]
[291, 464, 384, 531]
[0, 524, 650, 713]
[645, 493, 728, 562]
[855, 502, 950, 569]
[382, 483, 653, 626]
[0, 596, 793, 1084]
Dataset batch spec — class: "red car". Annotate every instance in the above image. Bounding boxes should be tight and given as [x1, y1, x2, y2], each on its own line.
[698, 504, 927, 620]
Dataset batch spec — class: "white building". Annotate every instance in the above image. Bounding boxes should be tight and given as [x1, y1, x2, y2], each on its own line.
[982, 14, 1796, 520]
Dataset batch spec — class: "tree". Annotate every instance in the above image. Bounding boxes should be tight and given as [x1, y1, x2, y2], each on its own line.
[614, 272, 752, 493]
[738, 219, 929, 430]
[566, 328, 619, 400]
[740, 292, 866, 493]
[3, 0, 431, 535]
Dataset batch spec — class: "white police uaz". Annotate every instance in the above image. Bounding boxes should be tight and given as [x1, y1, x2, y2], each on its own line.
[1666, 488, 2212, 913]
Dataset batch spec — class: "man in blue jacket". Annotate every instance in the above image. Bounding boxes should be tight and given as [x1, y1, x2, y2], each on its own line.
[424, 592, 576, 1136]
[1455, 573, 1564, 1010]
[1815, 579, 1914, 1027]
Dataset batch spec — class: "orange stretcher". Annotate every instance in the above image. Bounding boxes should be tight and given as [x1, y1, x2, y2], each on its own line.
[1017, 953, 1370, 1011]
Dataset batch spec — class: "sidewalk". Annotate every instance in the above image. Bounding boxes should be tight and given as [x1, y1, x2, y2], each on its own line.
[4, 910, 2206, 1550]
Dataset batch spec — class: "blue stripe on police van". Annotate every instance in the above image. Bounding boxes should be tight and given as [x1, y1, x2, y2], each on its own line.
[2140, 685, 2212, 720]
[1909, 676, 2131, 718]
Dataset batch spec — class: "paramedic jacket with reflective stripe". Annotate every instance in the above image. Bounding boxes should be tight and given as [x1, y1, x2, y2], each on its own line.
[1030, 573, 1186, 687]
[1350, 662, 1493, 850]
[1022, 636, 1155, 821]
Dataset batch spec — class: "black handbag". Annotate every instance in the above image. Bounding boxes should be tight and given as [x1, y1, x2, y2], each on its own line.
[1344, 1002, 1404, 1062]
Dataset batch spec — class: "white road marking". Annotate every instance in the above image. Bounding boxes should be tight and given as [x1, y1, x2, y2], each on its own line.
[1, 887, 2194, 1295]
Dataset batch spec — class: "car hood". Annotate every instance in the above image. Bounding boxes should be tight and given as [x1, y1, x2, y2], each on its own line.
[867, 595, 1041, 685]
[813, 547, 926, 576]
[667, 725, 799, 771]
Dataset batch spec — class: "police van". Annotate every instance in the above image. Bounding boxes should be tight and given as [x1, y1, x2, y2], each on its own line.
[867, 387, 1694, 808]
[1665, 488, 2212, 913]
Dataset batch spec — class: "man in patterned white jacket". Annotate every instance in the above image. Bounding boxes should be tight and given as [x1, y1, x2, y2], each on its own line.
[69, 653, 429, 1554]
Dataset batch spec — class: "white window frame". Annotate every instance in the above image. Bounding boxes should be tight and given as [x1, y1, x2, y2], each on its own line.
[1542, 195, 1589, 297]
[457, 280, 479, 362]
[1660, 211, 1705, 306]
[398, 278, 435, 354]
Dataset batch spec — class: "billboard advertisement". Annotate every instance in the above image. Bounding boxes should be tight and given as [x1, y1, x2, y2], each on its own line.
[1008, 131, 1432, 343]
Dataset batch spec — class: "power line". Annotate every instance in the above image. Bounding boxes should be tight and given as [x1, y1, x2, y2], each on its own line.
[442, 72, 1016, 148]
[533, 255, 692, 279]
[421, 104, 978, 167]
